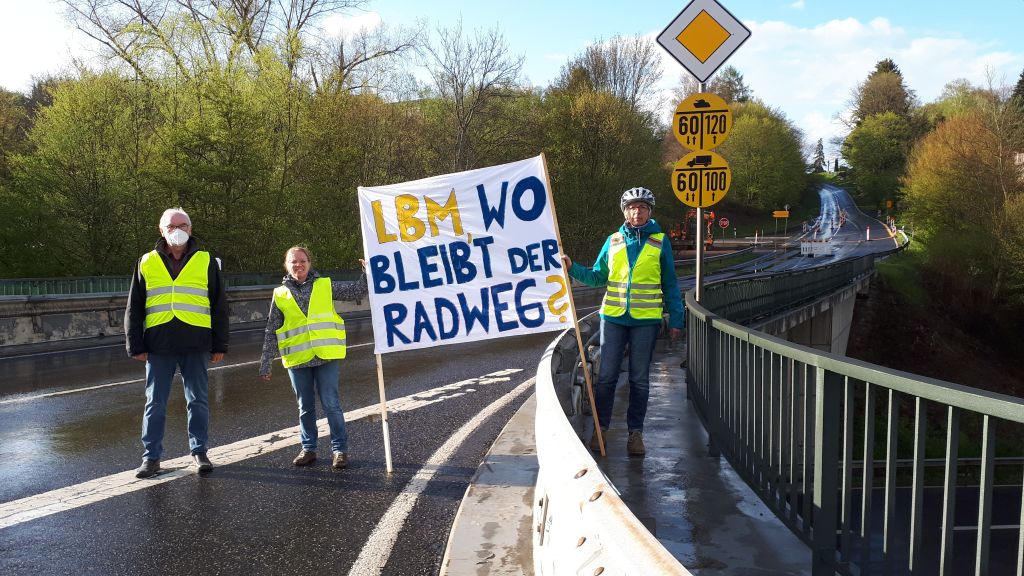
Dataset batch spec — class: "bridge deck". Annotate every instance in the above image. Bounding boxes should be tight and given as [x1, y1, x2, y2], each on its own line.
[444, 340, 812, 575]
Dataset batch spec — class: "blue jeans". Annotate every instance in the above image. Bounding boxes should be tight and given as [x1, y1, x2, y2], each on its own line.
[594, 320, 661, 432]
[142, 352, 210, 460]
[287, 360, 348, 453]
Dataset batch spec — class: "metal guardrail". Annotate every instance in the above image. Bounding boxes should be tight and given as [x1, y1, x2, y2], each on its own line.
[0, 245, 752, 297]
[0, 269, 362, 296]
[700, 254, 875, 325]
[686, 250, 1024, 575]
[532, 312, 691, 575]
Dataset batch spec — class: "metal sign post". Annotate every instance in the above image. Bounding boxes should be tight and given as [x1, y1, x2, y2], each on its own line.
[695, 87, 705, 302]
[659, 1, 749, 303]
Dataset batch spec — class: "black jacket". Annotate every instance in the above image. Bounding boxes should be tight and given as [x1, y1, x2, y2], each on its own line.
[124, 237, 229, 356]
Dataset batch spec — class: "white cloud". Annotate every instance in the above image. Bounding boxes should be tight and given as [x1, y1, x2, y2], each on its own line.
[789, 0, 806, 9]
[658, 16, 1024, 147]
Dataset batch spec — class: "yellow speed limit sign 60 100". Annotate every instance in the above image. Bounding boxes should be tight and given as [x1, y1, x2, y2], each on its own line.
[672, 150, 731, 208]
[673, 92, 732, 151]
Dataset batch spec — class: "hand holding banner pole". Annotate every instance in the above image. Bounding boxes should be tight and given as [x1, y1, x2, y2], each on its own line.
[540, 153, 605, 456]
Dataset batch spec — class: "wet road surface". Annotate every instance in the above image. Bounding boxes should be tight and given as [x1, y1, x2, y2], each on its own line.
[0, 186, 902, 574]
[0, 297, 599, 575]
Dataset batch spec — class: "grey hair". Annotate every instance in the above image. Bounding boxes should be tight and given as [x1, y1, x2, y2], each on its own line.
[159, 207, 191, 228]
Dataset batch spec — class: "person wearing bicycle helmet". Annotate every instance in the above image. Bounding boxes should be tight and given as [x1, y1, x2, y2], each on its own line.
[561, 187, 684, 456]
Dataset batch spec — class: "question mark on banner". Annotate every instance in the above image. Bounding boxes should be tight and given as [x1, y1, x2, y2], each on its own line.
[546, 274, 569, 323]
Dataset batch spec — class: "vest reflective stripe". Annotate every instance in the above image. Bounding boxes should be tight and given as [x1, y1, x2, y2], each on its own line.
[609, 279, 660, 290]
[274, 277, 347, 368]
[276, 321, 346, 341]
[600, 232, 665, 320]
[141, 250, 212, 330]
[145, 302, 211, 315]
[147, 285, 208, 297]
[279, 337, 348, 357]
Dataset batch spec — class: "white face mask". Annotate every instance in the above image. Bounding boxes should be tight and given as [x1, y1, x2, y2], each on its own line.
[166, 228, 190, 247]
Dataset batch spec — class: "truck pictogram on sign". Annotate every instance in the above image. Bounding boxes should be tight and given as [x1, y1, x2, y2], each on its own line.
[672, 150, 731, 209]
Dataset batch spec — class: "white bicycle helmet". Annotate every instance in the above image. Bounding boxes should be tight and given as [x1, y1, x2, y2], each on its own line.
[620, 187, 655, 210]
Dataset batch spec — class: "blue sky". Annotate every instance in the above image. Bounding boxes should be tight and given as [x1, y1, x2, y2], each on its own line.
[3, 0, 1023, 154]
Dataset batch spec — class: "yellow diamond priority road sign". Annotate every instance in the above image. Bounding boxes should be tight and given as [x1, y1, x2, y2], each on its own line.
[657, 0, 751, 83]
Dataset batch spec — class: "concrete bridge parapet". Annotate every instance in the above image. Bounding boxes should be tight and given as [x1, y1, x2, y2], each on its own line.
[751, 275, 870, 355]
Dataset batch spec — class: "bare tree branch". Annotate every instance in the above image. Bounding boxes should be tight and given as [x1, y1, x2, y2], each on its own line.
[425, 19, 523, 170]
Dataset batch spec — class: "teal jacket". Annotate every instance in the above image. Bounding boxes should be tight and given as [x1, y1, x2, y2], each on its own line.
[568, 218, 685, 329]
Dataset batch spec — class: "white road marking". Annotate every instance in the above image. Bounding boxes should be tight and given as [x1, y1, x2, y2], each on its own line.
[347, 377, 535, 575]
[0, 368, 524, 531]
[0, 343, 375, 405]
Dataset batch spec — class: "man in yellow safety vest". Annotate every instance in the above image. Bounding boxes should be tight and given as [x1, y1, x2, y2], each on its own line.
[125, 207, 229, 478]
[562, 187, 684, 456]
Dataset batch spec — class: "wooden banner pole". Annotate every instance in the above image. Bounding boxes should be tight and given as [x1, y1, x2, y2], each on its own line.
[539, 153, 606, 456]
[375, 353, 394, 474]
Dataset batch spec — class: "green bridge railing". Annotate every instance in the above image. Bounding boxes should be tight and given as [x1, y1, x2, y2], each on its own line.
[686, 248, 1024, 576]
[0, 269, 363, 297]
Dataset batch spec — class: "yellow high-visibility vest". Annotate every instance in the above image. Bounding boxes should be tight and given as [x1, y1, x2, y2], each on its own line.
[141, 250, 212, 330]
[274, 277, 347, 368]
[600, 232, 665, 320]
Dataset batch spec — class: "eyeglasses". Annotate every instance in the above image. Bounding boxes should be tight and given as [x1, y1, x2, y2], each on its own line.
[164, 223, 191, 232]
[625, 204, 651, 213]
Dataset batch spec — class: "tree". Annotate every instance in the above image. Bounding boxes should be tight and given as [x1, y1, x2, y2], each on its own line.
[6, 73, 164, 276]
[543, 66, 668, 256]
[872, 58, 900, 76]
[150, 61, 293, 272]
[1003, 193, 1024, 303]
[709, 66, 752, 103]
[671, 65, 752, 105]
[309, 20, 422, 98]
[671, 73, 701, 104]
[849, 58, 916, 125]
[60, 0, 369, 80]
[1012, 68, 1024, 109]
[923, 78, 978, 122]
[714, 100, 806, 210]
[424, 19, 524, 171]
[552, 35, 663, 113]
[841, 112, 911, 206]
[0, 89, 32, 179]
[809, 138, 826, 173]
[904, 110, 1023, 307]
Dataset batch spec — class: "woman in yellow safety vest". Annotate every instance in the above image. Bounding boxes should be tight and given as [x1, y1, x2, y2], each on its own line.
[562, 187, 685, 457]
[259, 246, 367, 469]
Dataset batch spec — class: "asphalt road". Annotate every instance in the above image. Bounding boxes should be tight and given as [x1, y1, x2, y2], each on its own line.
[0, 289, 600, 576]
[0, 185, 905, 575]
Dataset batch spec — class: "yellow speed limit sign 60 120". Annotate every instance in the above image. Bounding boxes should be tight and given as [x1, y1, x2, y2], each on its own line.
[672, 150, 731, 208]
[673, 92, 732, 151]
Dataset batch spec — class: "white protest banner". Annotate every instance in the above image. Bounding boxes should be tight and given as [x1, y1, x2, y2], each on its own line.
[358, 155, 570, 354]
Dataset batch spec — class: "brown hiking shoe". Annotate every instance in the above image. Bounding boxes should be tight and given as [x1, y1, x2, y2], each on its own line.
[293, 450, 316, 466]
[332, 452, 349, 469]
[588, 430, 605, 453]
[627, 431, 646, 456]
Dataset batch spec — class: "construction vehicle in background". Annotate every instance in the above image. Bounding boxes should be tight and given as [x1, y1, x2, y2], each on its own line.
[668, 209, 715, 251]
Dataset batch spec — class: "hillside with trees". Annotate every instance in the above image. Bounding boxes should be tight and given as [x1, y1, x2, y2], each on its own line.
[0, 3, 812, 277]
[841, 58, 1024, 381]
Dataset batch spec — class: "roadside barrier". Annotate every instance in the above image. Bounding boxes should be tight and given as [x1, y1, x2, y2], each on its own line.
[532, 311, 691, 575]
